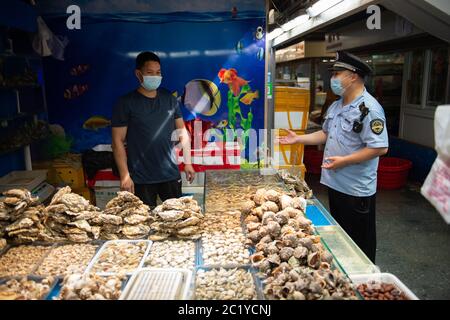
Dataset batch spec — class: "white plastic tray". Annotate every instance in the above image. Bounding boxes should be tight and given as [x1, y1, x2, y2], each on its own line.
[84, 240, 152, 276]
[350, 273, 419, 300]
[119, 268, 192, 300]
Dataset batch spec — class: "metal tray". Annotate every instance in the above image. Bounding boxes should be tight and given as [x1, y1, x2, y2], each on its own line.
[0, 275, 59, 300]
[141, 238, 198, 270]
[84, 240, 152, 276]
[192, 265, 264, 300]
[120, 268, 192, 300]
[0, 243, 56, 278]
[32, 241, 105, 277]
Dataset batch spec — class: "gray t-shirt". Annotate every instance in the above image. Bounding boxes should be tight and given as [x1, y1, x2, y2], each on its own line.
[112, 88, 183, 184]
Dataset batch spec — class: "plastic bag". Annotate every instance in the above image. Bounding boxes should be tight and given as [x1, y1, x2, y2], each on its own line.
[32, 16, 69, 60]
[434, 106, 450, 161]
[421, 105, 450, 224]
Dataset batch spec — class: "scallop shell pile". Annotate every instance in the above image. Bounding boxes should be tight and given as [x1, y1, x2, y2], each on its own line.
[144, 240, 195, 269]
[277, 170, 313, 199]
[264, 266, 356, 300]
[148, 196, 203, 241]
[195, 268, 257, 300]
[242, 189, 333, 276]
[101, 191, 152, 240]
[43, 186, 102, 243]
[35, 244, 98, 277]
[0, 277, 55, 300]
[0, 189, 51, 243]
[200, 211, 249, 265]
[58, 273, 125, 300]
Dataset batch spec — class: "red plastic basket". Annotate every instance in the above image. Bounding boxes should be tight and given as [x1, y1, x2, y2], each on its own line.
[377, 157, 413, 190]
[304, 148, 324, 175]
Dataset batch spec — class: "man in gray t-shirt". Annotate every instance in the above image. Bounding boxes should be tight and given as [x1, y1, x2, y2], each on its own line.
[112, 51, 195, 207]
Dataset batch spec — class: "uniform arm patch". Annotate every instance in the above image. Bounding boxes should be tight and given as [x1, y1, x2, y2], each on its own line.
[370, 119, 384, 135]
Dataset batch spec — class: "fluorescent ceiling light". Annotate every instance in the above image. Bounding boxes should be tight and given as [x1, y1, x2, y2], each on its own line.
[306, 0, 344, 18]
[267, 28, 283, 41]
[281, 14, 309, 32]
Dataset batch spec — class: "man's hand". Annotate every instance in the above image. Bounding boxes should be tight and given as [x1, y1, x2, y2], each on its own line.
[184, 164, 196, 183]
[322, 156, 349, 170]
[120, 174, 135, 193]
[275, 129, 298, 145]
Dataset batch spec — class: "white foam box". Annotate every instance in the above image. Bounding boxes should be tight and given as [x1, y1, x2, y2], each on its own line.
[94, 186, 120, 209]
[350, 273, 419, 300]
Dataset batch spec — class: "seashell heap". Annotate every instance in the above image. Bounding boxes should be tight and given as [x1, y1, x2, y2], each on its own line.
[58, 273, 125, 300]
[0, 189, 51, 243]
[148, 196, 204, 241]
[0, 277, 55, 300]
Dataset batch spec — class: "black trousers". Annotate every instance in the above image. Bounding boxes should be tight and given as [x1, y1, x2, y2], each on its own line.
[135, 179, 182, 208]
[328, 188, 377, 263]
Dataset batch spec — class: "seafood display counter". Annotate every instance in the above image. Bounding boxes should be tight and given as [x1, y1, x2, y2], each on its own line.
[0, 169, 418, 300]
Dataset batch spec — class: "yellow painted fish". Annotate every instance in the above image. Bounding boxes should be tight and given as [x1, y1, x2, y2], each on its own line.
[214, 120, 228, 129]
[82, 116, 111, 131]
[240, 90, 259, 105]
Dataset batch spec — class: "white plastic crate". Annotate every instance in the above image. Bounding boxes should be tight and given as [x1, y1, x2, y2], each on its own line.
[120, 268, 192, 300]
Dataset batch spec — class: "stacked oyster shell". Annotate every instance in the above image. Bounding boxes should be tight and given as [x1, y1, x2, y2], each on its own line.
[0, 189, 50, 243]
[43, 186, 102, 242]
[242, 189, 333, 276]
[148, 196, 204, 241]
[277, 170, 313, 199]
[101, 191, 151, 240]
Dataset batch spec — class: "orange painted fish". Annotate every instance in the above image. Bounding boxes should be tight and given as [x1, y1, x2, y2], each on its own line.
[82, 116, 111, 131]
[70, 64, 90, 76]
[240, 90, 259, 105]
[218, 68, 248, 97]
[64, 84, 88, 99]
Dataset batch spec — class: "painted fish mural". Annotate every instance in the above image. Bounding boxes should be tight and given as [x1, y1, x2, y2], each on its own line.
[178, 79, 221, 117]
[218, 68, 249, 97]
[64, 84, 88, 99]
[82, 116, 111, 131]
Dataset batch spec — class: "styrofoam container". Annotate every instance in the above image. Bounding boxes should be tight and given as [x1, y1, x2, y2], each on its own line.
[119, 268, 192, 300]
[0, 170, 48, 193]
[84, 240, 152, 276]
[350, 273, 419, 300]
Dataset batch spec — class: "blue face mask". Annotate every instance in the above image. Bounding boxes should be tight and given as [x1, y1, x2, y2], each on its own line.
[330, 74, 351, 96]
[142, 75, 162, 91]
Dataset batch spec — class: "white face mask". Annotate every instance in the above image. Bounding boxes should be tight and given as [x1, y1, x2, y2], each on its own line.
[141, 75, 162, 91]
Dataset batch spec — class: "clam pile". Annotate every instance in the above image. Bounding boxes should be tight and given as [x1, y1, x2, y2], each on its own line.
[195, 268, 257, 300]
[89, 242, 147, 274]
[200, 210, 249, 265]
[43, 186, 102, 242]
[58, 273, 125, 300]
[35, 244, 98, 277]
[0, 189, 51, 243]
[0, 277, 55, 300]
[144, 240, 195, 269]
[148, 196, 203, 241]
[277, 170, 313, 199]
[102, 191, 151, 240]
[0, 245, 51, 277]
[264, 266, 357, 300]
[242, 189, 333, 276]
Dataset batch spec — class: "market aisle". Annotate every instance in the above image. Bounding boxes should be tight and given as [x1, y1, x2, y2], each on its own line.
[306, 173, 450, 300]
